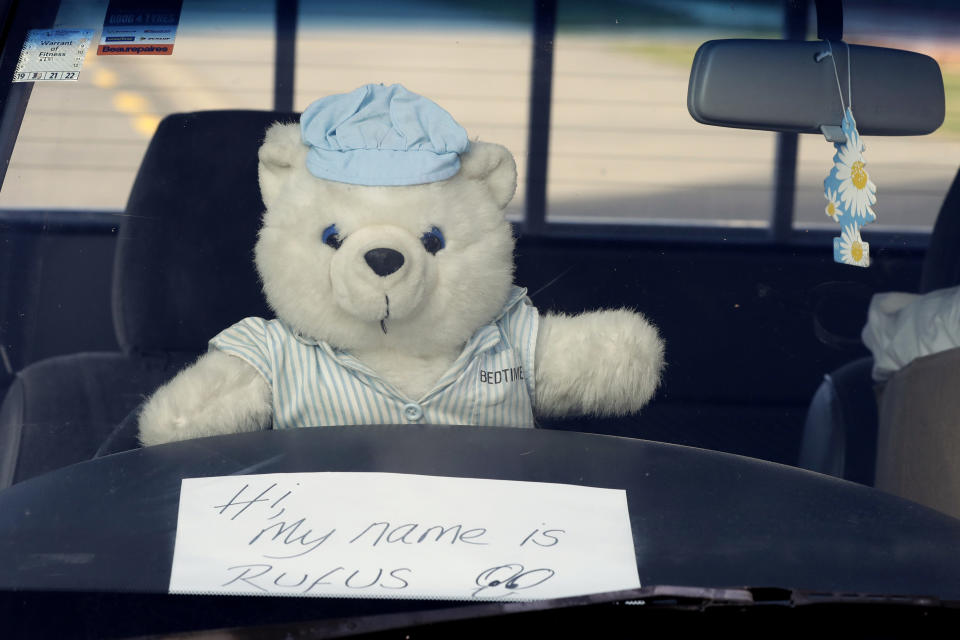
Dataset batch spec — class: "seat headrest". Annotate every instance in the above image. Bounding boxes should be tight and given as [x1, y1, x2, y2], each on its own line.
[920, 168, 960, 294]
[113, 110, 298, 353]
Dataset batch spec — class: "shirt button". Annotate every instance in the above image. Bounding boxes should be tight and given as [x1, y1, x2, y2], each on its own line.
[402, 403, 424, 422]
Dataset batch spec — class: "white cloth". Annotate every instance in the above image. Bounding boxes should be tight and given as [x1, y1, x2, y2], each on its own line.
[210, 287, 538, 429]
[862, 285, 960, 381]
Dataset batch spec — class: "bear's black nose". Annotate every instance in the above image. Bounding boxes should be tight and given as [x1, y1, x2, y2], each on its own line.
[364, 248, 405, 277]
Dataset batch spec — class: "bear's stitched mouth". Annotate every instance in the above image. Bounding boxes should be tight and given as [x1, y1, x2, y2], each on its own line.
[380, 295, 390, 334]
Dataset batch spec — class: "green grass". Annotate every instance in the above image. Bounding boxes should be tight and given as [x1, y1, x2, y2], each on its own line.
[941, 69, 960, 137]
[420, 0, 707, 29]
[616, 41, 702, 68]
[555, 2, 702, 31]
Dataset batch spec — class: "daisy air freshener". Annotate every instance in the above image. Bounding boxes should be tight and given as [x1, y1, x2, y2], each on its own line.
[821, 42, 876, 267]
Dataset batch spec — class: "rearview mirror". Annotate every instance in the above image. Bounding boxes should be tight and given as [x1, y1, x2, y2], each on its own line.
[687, 39, 944, 136]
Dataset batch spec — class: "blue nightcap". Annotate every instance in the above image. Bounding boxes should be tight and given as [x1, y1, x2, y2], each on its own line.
[299, 84, 470, 186]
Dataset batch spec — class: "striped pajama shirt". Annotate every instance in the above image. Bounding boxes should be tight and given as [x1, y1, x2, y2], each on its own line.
[209, 287, 538, 429]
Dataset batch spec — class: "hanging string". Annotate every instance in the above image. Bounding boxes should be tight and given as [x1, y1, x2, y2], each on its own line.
[824, 40, 852, 113]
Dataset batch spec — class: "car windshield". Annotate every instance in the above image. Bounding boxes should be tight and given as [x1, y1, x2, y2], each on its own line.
[1, 0, 959, 636]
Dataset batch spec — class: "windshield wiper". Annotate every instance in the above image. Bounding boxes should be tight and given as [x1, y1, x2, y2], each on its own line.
[124, 586, 959, 639]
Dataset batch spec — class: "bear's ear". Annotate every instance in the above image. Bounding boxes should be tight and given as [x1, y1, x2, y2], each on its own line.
[258, 122, 306, 209]
[458, 141, 517, 210]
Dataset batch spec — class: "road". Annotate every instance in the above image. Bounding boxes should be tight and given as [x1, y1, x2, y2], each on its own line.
[1, 4, 957, 233]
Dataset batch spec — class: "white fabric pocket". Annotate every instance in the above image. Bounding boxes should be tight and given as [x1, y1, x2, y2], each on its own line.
[862, 285, 960, 381]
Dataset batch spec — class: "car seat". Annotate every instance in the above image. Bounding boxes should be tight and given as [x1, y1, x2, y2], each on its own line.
[798, 167, 960, 483]
[0, 110, 293, 488]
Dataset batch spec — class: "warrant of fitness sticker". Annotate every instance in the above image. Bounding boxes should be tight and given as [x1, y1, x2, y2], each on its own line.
[13, 29, 94, 82]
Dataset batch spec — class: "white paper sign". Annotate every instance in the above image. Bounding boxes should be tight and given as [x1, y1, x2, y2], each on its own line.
[170, 472, 640, 601]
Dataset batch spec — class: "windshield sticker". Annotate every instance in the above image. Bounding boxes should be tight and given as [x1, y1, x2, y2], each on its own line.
[169, 472, 640, 601]
[12, 29, 94, 82]
[97, 0, 182, 56]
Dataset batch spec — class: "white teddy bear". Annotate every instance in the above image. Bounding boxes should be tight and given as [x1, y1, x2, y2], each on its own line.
[138, 84, 664, 446]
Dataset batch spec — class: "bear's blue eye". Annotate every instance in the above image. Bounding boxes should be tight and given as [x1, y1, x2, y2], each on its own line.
[420, 226, 444, 255]
[322, 224, 342, 250]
